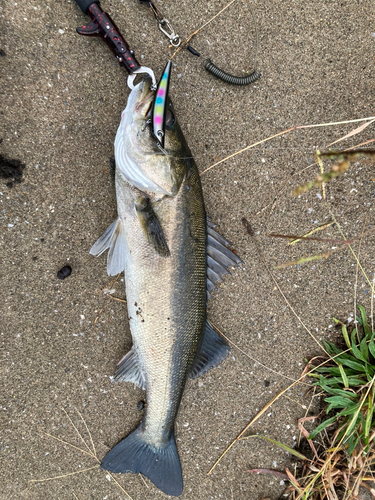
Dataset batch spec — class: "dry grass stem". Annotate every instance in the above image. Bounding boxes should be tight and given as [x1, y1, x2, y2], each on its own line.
[107, 295, 127, 303]
[41, 432, 96, 459]
[200, 117, 375, 176]
[326, 119, 375, 147]
[316, 149, 326, 200]
[97, 274, 121, 294]
[325, 206, 375, 296]
[33, 409, 134, 500]
[288, 223, 335, 246]
[267, 233, 353, 245]
[74, 407, 96, 457]
[241, 218, 326, 353]
[274, 251, 332, 270]
[345, 138, 375, 150]
[212, 323, 306, 384]
[170, 0, 238, 61]
[29, 465, 99, 483]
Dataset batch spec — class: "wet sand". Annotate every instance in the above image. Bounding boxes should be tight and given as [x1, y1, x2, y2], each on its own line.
[1, 0, 374, 498]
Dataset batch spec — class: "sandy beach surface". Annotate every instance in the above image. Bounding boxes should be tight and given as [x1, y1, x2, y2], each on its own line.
[1, 0, 374, 498]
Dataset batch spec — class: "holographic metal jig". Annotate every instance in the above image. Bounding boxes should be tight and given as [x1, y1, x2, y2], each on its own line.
[152, 60, 172, 149]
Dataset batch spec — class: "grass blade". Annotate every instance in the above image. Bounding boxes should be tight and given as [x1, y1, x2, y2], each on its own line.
[333, 319, 351, 350]
[338, 363, 349, 388]
[339, 357, 366, 373]
[309, 415, 337, 439]
[326, 119, 375, 147]
[240, 435, 308, 460]
[351, 329, 367, 362]
[365, 391, 374, 439]
[358, 305, 371, 338]
[369, 335, 375, 360]
[360, 337, 369, 362]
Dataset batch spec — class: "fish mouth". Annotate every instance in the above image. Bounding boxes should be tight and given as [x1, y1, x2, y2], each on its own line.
[135, 77, 155, 119]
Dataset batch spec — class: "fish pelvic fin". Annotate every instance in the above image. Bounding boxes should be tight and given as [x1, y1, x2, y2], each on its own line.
[90, 218, 127, 276]
[190, 320, 230, 379]
[101, 426, 183, 497]
[135, 197, 170, 257]
[114, 347, 146, 390]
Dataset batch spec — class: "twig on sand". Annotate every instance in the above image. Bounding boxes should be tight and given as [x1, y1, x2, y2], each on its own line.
[96, 273, 121, 294]
[29, 465, 99, 483]
[170, 0, 239, 61]
[107, 295, 127, 303]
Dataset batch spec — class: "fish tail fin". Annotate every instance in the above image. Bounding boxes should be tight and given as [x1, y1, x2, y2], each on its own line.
[101, 426, 183, 497]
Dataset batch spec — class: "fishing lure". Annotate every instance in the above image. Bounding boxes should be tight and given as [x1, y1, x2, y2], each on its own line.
[152, 60, 172, 148]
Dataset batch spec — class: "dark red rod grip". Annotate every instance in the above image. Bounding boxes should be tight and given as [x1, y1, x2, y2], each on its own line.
[76, 2, 141, 75]
[75, 0, 100, 14]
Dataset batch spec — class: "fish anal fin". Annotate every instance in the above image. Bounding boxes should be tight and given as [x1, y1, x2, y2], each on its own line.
[114, 348, 146, 390]
[135, 197, 170, 257]
[190, 321, 230, 379]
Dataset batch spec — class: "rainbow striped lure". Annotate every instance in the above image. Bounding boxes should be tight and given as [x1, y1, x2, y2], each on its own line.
[152, 60, 172, 148]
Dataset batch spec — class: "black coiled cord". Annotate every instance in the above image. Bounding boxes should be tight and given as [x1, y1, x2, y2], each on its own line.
[203, 59, 261, 86]
[203, 0, 261, 86]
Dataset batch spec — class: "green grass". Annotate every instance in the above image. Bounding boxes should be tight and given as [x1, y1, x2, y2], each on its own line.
[285, 306, 375, 499]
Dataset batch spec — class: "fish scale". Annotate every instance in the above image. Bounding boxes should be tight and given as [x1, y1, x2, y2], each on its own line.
[112, 148, 206, 451]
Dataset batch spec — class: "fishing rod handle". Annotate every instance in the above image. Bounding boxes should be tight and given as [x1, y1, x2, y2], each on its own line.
[75, 0, 100, 14]
[76, 1, 141, 74]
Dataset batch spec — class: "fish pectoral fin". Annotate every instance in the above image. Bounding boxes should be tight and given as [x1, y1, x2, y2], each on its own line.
[135, 198, 170, 257]
[190, 320, 230, 379]
[90, 218, 127, 276]
[114, 347, 146, 390]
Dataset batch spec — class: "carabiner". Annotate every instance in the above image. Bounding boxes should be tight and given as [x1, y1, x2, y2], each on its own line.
[158, 18, 181, 47]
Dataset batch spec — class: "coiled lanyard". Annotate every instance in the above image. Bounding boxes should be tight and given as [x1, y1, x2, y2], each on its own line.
[139, 0, 261, 86]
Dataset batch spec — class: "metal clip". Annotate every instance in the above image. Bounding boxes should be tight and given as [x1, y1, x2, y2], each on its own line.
[127, 66, 157, 90]
[158, 18, 180, 47]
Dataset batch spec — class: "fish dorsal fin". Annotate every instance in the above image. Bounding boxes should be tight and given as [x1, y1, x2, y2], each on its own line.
[190, 320, 230, 379]
[114, 347, 146, 390]
[206, 220, 243, 299]
[90, 218, 127, 276]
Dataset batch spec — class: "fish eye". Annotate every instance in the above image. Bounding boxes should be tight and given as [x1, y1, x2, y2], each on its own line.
[165, 109, 175, 128]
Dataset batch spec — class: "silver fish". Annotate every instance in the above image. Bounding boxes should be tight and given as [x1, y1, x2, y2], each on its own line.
[90, 76, 242, 496]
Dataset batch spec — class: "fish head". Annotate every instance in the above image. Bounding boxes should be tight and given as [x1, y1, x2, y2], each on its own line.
[115, 77, 187, 197]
